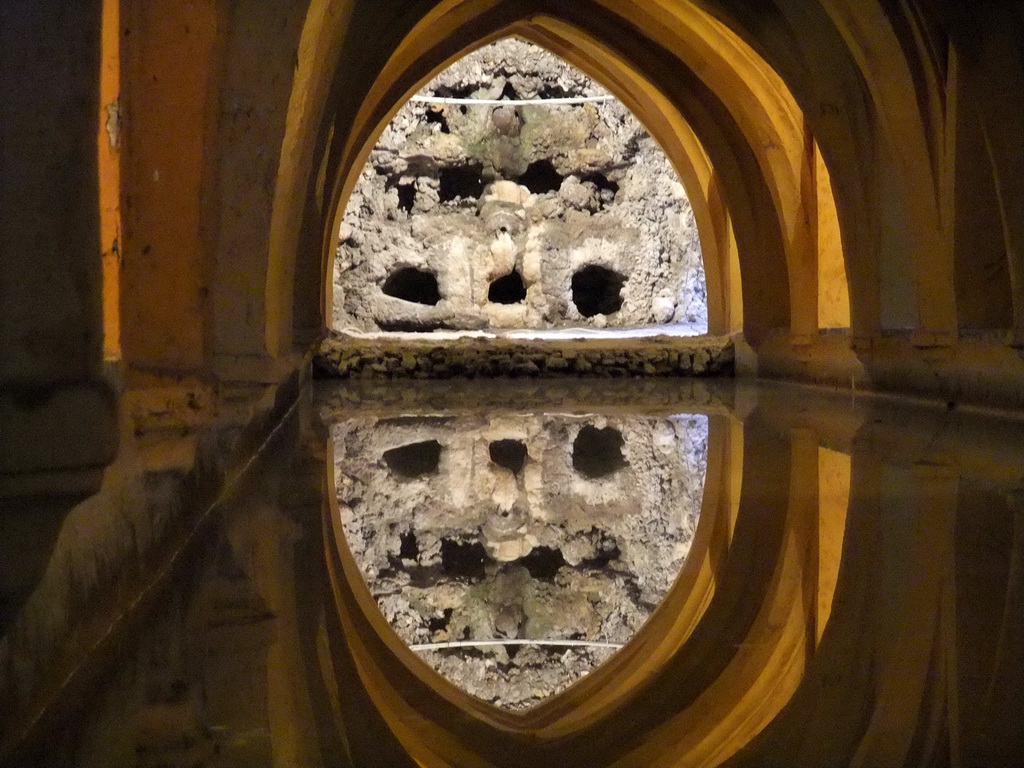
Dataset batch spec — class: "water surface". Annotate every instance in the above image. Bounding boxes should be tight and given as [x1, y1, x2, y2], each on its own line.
[2, 378, 1022, 767]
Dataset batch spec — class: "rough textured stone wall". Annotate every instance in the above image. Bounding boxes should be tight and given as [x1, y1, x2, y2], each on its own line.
[332, 411, 707, 710]
[316, 331, 734, 378]
[333, 38, 707, 334]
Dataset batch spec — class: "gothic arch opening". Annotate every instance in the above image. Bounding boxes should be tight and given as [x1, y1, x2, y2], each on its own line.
[330, 38, 709, 338]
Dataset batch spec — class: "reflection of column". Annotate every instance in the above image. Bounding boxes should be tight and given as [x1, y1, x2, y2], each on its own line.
[707, 416, 742, 580]
[851, 461, 957, 767]
[788, 428, 819, 657]
[816, 446, 851, 643]
[700, 414, 735, 585]
[0, 501, 72, 640]
[222, 491, 323, 767]
[731, 446, 883, 766]
[990, 487, 1024, 757]
[956, 485, 1024, 765]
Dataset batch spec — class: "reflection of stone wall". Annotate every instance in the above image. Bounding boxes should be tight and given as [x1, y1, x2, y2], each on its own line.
[333, 38, 707, 334]
[332, 412, 707, 709]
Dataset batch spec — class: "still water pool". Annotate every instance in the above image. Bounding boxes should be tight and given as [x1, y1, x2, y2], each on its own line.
[2, 378, 1022, 767]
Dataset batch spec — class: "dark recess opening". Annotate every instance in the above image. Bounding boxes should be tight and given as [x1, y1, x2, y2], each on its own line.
[385, 177, 416, 213]
[581, 171, 619, 204]
[520, 546, 565, 579]
[377, 318, 446, 332]
[428, 608, 453, 633]
[397, 184, 416, 212]
[434, 83, 477, 100]
[488, 270, 527, 304]
[499, 81, 521, 100]
[440, 539, 488, 580]
[571, 265, 625, 316]
[580, 530, 622, 569]
[572, 425, 627, 477]
[399, 530, 420, 560]
[383, 440, 442, 477]
[439, 164, 485, 202]
[537, 84, 573, 99]
[382, 267, 441, 305]
[423, 107, 450, 133]
[518, 159, 563, 194]
[489, 439, 528, 474]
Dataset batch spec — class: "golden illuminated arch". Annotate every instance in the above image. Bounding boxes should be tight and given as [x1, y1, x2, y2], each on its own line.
[289, 0, 865, 357]
[319, 3, 797, 345]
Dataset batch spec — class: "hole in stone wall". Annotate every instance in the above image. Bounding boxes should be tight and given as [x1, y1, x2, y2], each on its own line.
[440, 539, 488, 580]
[423, 107, 450, 134]
[581, 171, 619, 205]
[396, 184, 416, 212]
[434, 83, 477, 99]
[518, 159, 564, 195]
[428, 608, 454, 633]
[572, 425, 627, 477]
[383, 440, 442, 477]
[519, 546, 566, 579]
[489, 439, 528, 474]
[537, 83, 573, 99]
[488, 270, 527, 304]
[382, 267, 441, 305]
[579, 530, 621, 569]
[399, 530, 420, 559]
[439, 164, 485, 202]
[572, 265, 626, 317]
[385, 178, 416, 213]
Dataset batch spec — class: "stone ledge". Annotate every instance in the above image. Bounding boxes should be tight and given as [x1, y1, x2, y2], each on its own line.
[755, 332, 1024, 413]
[314, 331, 734, 379]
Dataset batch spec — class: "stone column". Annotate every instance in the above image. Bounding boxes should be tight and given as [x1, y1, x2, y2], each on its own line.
[0, 1, 118, 501]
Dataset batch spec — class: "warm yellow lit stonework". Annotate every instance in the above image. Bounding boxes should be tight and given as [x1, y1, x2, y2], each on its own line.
[3, 2, 1024, 766]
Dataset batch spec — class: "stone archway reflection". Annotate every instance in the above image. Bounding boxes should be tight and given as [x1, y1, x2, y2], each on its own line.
[317, 380, 855, 766]
[332, 405, 708, 710]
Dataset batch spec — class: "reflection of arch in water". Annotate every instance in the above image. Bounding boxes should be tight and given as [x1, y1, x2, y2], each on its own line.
[321, 406, 851, 766]
[334, 412, 707, 710]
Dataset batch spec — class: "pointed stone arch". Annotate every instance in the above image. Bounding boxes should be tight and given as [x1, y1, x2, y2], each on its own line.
[313, 3, 796, 346]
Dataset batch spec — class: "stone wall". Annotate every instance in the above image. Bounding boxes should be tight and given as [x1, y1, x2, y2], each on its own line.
[332, 38, 707, 334]
[332, 410, 707, 710]
[316, 330, 734, 378]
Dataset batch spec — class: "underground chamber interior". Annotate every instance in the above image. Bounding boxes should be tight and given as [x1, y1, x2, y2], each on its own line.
[333, 410, 709, 711]
[331, 37, 708, 337]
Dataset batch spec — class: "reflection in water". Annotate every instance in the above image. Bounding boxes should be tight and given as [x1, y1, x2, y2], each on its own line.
[2, 379, 1024, 767]
[333, 412, 707, 709]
